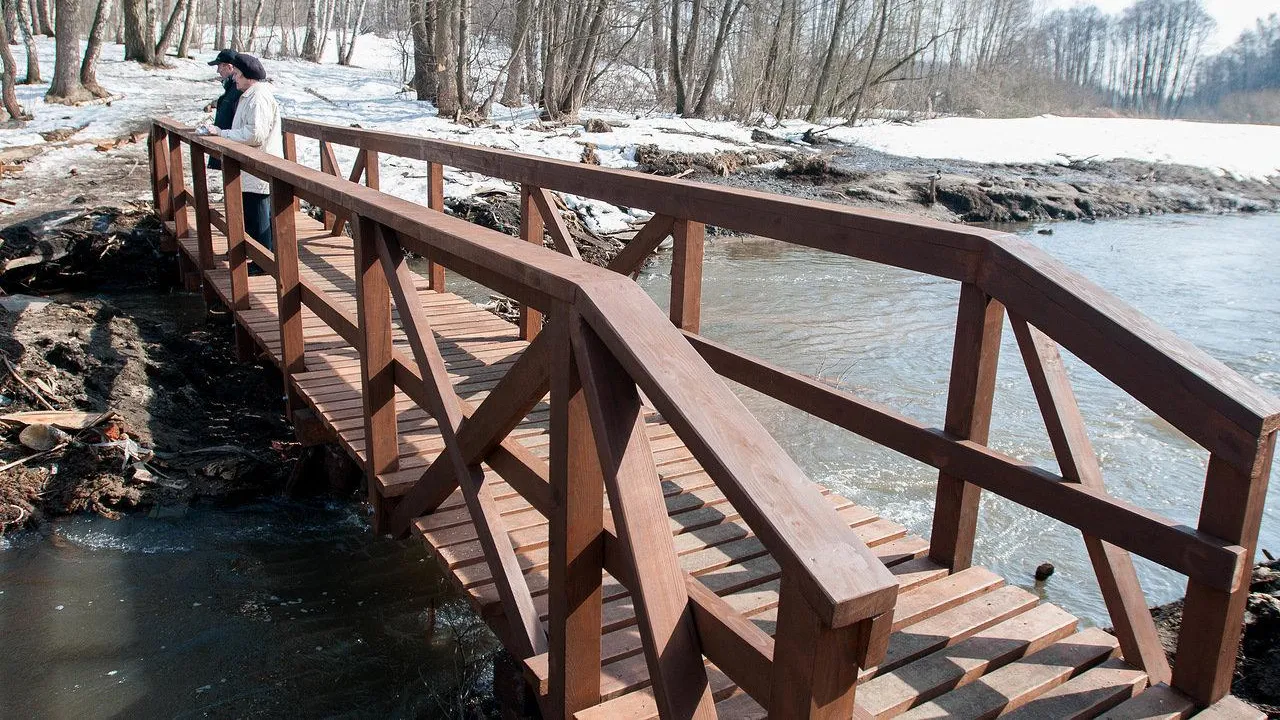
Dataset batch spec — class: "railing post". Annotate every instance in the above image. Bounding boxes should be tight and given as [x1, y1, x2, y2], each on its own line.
[272, 178, 306, 413]
[353, 215, 399, 533]
[319, 140, 339, 230]
[365, 149, 380, 190]
[519, 185, 544, 341]
[1172, 437, 1276, 706]
[929, 281, 1004, 571]
[426, 161, 446, 291]
[167, 132, 189, 239]
[548, 316, 604, 717]
[221, 157, 251, 314]
[150, 125, 172, 224]
[670, 219, 704, 333]
[769, 573, 888, 718]
[189, 146, 214, 270]
[282, 131, 300, 214]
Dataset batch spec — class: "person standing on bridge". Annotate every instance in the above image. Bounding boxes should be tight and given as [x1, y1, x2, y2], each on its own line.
[205, 49, 242, 173]
[199, 54, 282, 254]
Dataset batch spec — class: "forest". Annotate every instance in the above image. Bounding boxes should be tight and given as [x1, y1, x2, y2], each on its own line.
[1, 0, 1278, 125]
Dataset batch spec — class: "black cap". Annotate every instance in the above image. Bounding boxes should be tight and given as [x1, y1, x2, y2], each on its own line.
[207, 49, 238, 66]
[231, 53, 267, 81]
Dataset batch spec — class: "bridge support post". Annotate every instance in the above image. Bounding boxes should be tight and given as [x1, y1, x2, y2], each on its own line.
[167, 132, 189, 240]
[670, 220, 704, 333]
[930, 282, 1004, 571]
[426, 161, 447, 291]
[353, 215, 399, 533]
[149, 126, 172, 231]
[272, 179, 306, 415]
[1173, 437, 1276, 706]
[519, 185, 544, 342]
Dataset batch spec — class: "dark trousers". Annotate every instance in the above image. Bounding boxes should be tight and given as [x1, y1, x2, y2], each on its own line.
[242, 191, 274, 251]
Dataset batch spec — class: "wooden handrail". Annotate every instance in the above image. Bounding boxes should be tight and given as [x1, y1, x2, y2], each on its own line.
[155, 116, 1280, 709]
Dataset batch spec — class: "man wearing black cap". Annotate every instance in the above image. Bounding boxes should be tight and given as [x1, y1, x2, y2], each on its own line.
[200, 54, 281, 255]
[206, 50, 242, 171]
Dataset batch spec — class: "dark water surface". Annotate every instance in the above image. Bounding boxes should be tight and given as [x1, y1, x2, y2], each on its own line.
[3, 212, 1277, 718]
[635, 212, 1280, 624]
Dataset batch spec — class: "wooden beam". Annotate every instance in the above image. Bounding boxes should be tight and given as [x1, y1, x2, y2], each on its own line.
[529, 186, 581, 260]
[220, 157, 250, 312]
[149, 125, 171, 222]
[188, 146, 214, 271]
[1010, 314, 1170, 684]
[167, 132, 189, 238]
[548, 318, 604, 715]
[606, 214, 676, 278]
[570, 316, 715, 720]
[352, 215, 398, 530]
[519, 186, 545, 341]
[427, 161, 446, 290]
[272, 179, 306, 413]
[669, 219, 704, 333]
[930, 282, 1003, 571]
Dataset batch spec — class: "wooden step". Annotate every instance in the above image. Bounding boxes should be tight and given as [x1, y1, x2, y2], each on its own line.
[1098, 684, 1196, 719]
[1001, 657, 1147, 719]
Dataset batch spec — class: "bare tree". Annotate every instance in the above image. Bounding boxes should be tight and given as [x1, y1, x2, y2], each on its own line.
[301, 0, 323, 60]
[14, 0, 39, 83]
[339, 0, 367, 64]
[434, 0, 458, 115]
[122, 0, 156, 63]
[177, 0, 197, 57]
[46, 0, 93, 104]
[409, 0, 437, 99]
[0, 7, 26, 121]
[80, 0, 113, 97]
[155, 0, 190, 61]
[35, 0, 52, 36]
[499, 0, 533, 105]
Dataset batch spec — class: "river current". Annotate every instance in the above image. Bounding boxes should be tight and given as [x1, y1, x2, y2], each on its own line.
[2, 211, 1277, 716]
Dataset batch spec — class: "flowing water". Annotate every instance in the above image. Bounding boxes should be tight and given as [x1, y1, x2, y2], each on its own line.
[2, 212, 1277, 716]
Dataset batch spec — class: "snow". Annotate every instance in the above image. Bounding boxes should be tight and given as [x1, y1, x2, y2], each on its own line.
[5, 35, 1280, 221]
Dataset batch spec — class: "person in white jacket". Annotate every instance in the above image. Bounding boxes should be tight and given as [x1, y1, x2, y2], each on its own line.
[199, 53, 282, 253]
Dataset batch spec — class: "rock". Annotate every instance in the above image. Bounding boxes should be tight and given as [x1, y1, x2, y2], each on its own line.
[583, 118, 612, 133]
[18, 423, 70, 451]
[1034, 562, 1055, 581]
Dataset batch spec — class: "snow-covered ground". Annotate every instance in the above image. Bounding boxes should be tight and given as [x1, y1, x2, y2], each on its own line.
[6, 35, 1280, 226]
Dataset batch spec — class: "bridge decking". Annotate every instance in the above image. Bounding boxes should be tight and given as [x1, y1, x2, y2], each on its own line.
[168, 204, 1259, 720]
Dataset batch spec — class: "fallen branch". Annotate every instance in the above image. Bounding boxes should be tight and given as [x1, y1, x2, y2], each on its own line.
[1, 355, 57, 411]
[0, 441, 69, 473]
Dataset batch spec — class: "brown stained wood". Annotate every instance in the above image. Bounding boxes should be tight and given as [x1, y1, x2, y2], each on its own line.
[897, 627, 1120, 719]
[570, 317, 716, 719]
[857, 603, 1080, 717]
[519, 186, 544, 341]
[1099, 684, 1196, 719]
[1174, 438, 1277, 705]
[1001, 658, 1147, 719]
[931, 282, 1003, 572]
[529, 186, 581, 260]
[669, 220, 704, 333]
[374, 222, 546, 659]
[167, 133, 189, 238]
[1189, 696, 1268, 719]
[188, 146, 215, 272]
[606, 214, 676, 278]
[150, 127, 171, 221]
[352, 215, 399, 529]
[685, 576, 774, 705]
[365, 150, 380, 191]
[1011, 314, 1171, 684]
[427, 161, 446, 290]
[548, 320, 605, 715]
[220, 158, 251, 312]
[319, 140, 341, 231]
[272, 179, 306, 411]
[683, 331, 1245, 591]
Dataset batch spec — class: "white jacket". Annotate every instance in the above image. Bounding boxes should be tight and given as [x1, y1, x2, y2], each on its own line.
[221, 82, 282, 195]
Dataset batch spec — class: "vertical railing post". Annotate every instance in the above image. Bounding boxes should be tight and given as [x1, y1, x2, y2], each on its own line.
[189, 146, 214, 270]
[167, 132, 189, 239]
[221, 157, 251, 313]
[670, 219, 704, 333]
[1172, 437, 1276, 706]
[365, 149, 380, 190]
[519, 184, 544, 341]
[769, 574, 890, 718]
[319, 140, 338, 230]
[426, 161, 446, 291]
[272, 178, 306, 413]
[150, 125, 172, 224]
[282, 131, 300, 214]
[929, 281, 1004, 571]
[548, 316, 604, 717]
[353, 215, 399, 533]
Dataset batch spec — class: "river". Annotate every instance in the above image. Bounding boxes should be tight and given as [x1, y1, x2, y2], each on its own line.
[2, 211, 1277, 716]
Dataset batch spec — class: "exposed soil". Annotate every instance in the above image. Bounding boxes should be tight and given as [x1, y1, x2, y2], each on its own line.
[1148, 559, 1280, 715]
[636, 142, 1280, 224]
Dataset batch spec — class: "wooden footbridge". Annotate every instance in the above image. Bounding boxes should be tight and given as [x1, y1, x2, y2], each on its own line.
[148, 116, 1276, 719]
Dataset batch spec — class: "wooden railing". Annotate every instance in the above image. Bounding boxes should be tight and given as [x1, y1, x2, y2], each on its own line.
[149, 117, 1280, 714]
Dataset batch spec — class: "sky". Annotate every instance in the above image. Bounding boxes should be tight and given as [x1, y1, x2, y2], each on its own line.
[1044, 0, 1280, 51]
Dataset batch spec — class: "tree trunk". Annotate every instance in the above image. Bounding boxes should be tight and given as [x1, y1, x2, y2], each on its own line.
[454, 0, 469, 110]
[318, 0, 336, 58]
[669, 0, 685, 113]
[177, 0, 195, 57]
[806, 0, 849, 122]
[0, 8, 24, 121]
[80, 0, 112, 97]
[46, 0, 92, 103]
[340, 0, 365, 64]
[15, 0, 38, 83]
[122, 0, 155, 62]
[434, 0, 457, 116]
[214, 0, 224, 48]
[691, 0, 742, 117]
[848, 0, 888, 126]
[154, 0, 188, 61]
[4, 0, 16, 47]
[409, 0, 436, 100]
[301, 0, 322, 60]
[35, 0, 51, 36]
[245, 0, 264, 52]
[650, 0, 667, 102]
[499, 0, 531, 105]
